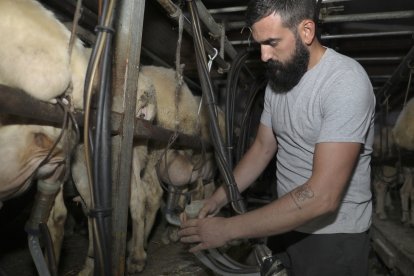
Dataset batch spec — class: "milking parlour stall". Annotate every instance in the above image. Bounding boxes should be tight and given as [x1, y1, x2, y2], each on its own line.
[0, 0, 413, 275]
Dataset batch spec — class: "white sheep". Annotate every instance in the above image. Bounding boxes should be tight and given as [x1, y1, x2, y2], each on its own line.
[0, 0, 90, 109]
[0, 0, 90, 268]
[126, 66, 224, 274]
[372, 165, 398, 220]
[0, 125, 65, 200]
[392, 97, 414, 151]
[0, 124, 69, 261]
[72, 65, 224, 275]
[71, 68, 158, 276]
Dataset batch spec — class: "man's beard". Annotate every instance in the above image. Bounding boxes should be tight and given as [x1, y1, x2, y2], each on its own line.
[266, 35, 310, 93]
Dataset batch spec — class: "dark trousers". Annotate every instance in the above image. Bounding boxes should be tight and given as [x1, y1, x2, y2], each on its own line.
[267, 230, 370, 276]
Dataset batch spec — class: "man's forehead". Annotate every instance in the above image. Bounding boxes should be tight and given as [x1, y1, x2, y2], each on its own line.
[251, 13, 288, 42]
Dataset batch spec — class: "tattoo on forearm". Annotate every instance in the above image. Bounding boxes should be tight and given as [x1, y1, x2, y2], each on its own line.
[295, 185, 315, 201]
[289, 192, 302, 210]
[290, 185, 315, 210]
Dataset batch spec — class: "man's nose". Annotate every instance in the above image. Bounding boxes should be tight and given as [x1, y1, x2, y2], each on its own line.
[261, 45, 272, 62]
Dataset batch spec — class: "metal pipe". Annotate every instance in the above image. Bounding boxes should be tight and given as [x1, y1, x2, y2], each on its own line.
[321, 30, 414, 40]
[194, 0, 237, 59]
[321, 0, 352, 3]
[376, 45, 414, 104]
[370, 75, 393, 80]
[207, 0, 351, 14]
[156, 0, 230, 71]
[232, 29, 413, 44]
[227, 10, 414, 30]
[192, 0, 255, 78]
[208, 6, 247, 14]
[322, 10, 414, 23]
[354, 57, 403, 62]
[226, 21, 247, 31]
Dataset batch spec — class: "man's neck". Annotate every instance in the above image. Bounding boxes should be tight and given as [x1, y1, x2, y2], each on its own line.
[308, 41, 326, 70]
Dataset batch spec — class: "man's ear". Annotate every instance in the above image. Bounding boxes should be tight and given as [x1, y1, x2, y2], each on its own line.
[299, 19, 316, 45]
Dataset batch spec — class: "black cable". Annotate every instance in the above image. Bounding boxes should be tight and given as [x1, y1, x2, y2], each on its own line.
[187, 0, 245, 214]
[225, 50, 250, 168]
[94, 32, 113, 275]
[85, 0, 114, 274]
[236, 77, 266, 163]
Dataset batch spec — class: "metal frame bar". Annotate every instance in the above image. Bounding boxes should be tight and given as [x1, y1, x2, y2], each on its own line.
[226, 10, 414, 30]
[231, 29, 413, 45]
[110, 2, 146, 272]
[321, 30, 414, 40]
[207, 0, 351, 14]
[156, 0, 230, 71]
[0, 85, 208, 149]
[376, 45, 414, 104]
[322, 10, 414, 23]
[194, 0, 237, 59]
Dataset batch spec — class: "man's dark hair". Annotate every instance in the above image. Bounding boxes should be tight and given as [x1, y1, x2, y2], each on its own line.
[246, 0, 316, 30]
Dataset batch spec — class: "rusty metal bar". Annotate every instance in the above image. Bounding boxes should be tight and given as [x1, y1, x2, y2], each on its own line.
[0, 85, 85, 126]
[0, 85, 208, 149]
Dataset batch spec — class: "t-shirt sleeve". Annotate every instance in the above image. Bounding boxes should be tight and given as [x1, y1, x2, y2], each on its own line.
[317, 69, 375, 144]
[260, 86, 273, 128]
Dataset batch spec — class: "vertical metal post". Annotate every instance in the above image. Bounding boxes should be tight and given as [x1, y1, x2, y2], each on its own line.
[111, 0, 146, 275]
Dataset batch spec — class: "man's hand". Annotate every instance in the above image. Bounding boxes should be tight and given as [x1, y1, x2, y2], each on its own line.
[197, 198, 221, 218]
[178, 216, 231, 253]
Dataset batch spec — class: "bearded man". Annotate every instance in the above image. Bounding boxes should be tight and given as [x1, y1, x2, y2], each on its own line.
[179, 0, 375, 275]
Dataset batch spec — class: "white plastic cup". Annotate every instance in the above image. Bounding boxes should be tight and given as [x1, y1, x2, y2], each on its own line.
[184, 200, 205, 219]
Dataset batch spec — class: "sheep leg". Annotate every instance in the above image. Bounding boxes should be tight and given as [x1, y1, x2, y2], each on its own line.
[400, 169, 411, 224]
[46, 185, 67, 264]
[373, 179, 387, 220]
[127, 147, 148, 274]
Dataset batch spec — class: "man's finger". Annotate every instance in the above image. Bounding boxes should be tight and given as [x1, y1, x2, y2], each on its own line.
[198, 206, 209, 219]
[179, 212, 187, 224]
[178, 225, 198, 237]
[180, 218, 198, 228]
[180, 235, 200, 244]
[189, 243, 206, 253]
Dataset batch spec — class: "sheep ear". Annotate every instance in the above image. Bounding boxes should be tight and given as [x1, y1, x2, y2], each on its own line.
[33, 132, 54, 149]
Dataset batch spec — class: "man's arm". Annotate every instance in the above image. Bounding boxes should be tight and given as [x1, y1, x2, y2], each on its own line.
[207, 123, 278, 210]
[228, 141, 361, 239]
[179, 142, 361, 252]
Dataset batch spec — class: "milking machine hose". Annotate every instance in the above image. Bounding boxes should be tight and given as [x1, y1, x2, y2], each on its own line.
[83, 0, 115, 274]
[186, 1, 282, 275]
[26, 180, 61, 276]
[236, 77, 267, 163]
[187, 0, 245, 216]
[28, 234, 51, 276]
[225, 50, 251, 168]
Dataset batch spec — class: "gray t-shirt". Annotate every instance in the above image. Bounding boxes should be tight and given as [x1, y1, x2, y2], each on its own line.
[260, 48, 375, 234]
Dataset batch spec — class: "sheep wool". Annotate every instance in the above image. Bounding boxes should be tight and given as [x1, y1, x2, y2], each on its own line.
[392, 97, 414, 150]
